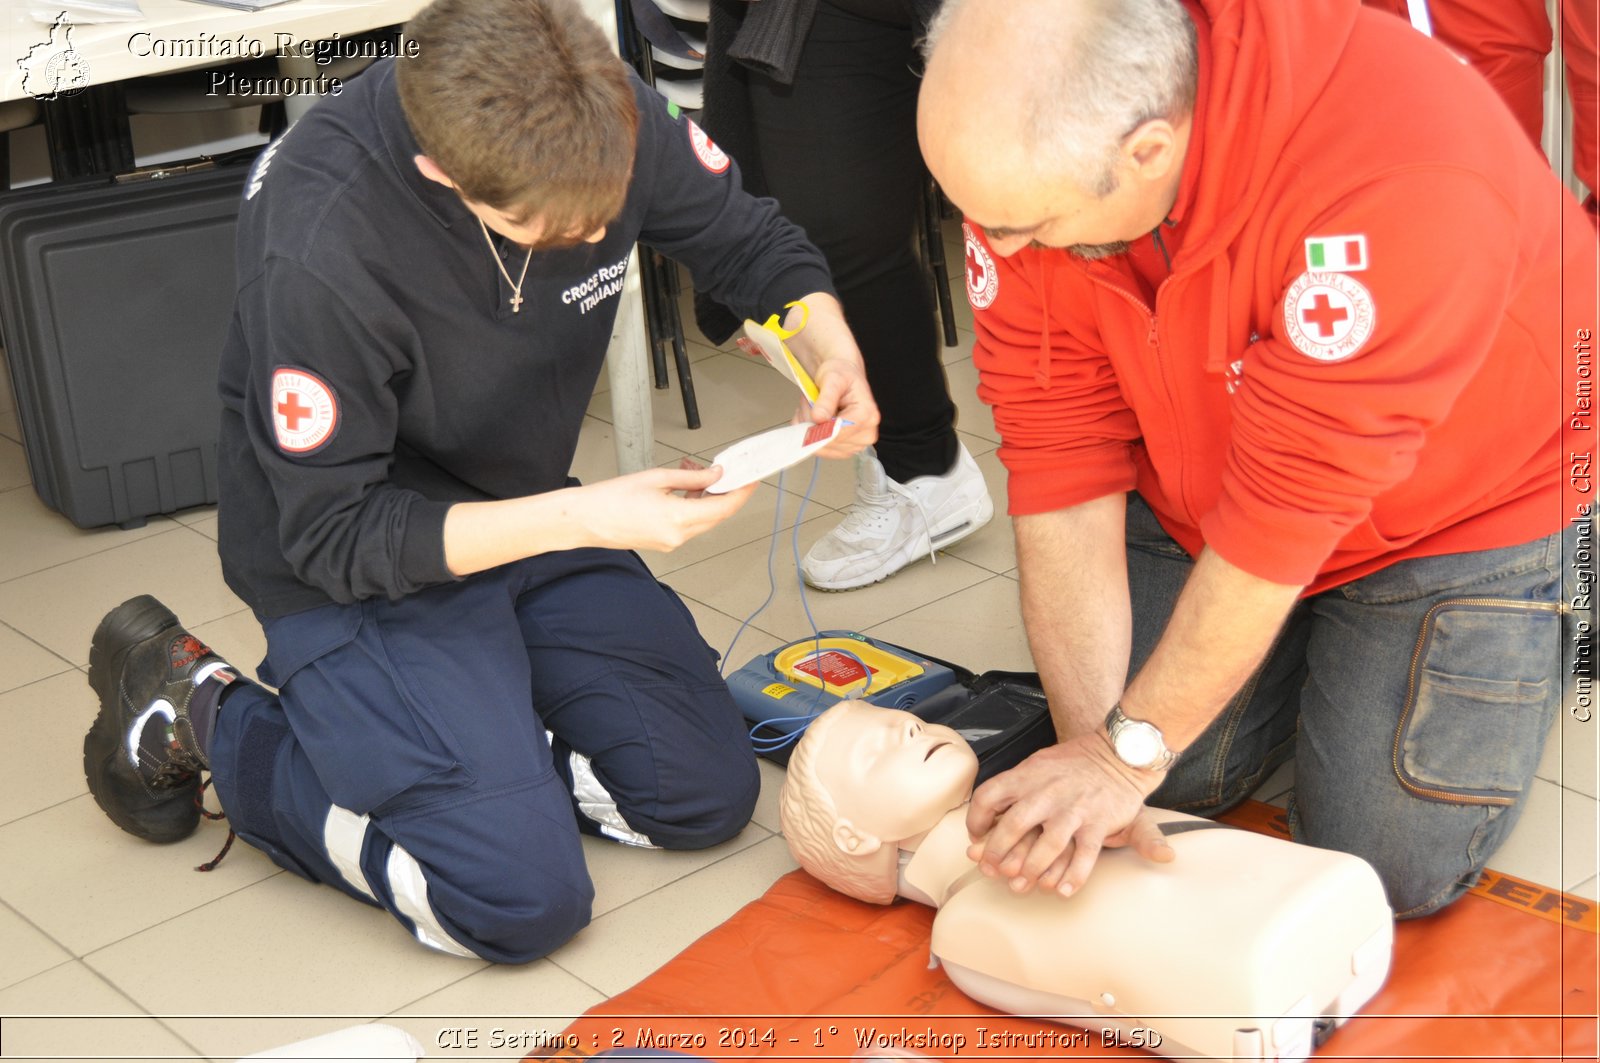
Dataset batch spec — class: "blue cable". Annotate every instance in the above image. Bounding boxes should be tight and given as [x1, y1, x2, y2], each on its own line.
[717, 466, 790, 679]
[720, 457, 872, 753]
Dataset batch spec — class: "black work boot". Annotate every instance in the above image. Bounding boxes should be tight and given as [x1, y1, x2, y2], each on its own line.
[84, 596, 234, 843]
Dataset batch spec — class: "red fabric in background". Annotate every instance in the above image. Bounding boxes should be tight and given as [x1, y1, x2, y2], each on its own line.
[1364, 0, 1596, 202]
[536, 802, 1597, 1063]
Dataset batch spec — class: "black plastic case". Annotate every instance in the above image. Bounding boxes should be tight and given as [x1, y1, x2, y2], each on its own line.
[754, 668, 1056, 781]
[0, 157, 254, 528]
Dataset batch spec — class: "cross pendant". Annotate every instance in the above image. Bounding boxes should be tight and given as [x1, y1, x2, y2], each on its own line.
[510, 292, 524, 313]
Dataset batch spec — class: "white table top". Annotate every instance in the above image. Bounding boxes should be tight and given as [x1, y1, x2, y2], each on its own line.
[5, 0, 431, 102]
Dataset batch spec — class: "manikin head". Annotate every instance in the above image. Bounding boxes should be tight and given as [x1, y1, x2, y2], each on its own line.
[780, 702, 979, 904]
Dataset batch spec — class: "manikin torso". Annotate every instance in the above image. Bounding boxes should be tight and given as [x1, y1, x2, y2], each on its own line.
[892, 806, 1393, 1062]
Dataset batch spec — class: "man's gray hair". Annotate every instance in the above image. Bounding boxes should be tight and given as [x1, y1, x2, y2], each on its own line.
[925, 0, 1199, 197]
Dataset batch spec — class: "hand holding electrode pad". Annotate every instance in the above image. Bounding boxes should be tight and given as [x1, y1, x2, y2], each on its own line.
[734, 309, 821, 403]
[707, 308, 849, 494]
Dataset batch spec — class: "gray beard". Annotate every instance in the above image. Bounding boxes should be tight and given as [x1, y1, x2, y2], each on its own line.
[1066, 240, 1131, 260]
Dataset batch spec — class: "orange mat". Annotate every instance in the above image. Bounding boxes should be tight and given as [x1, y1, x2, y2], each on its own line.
[535, 802, 1597, 1063]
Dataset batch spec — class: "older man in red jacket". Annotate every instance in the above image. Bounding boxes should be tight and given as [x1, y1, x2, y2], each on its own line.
[920, 0, 1594, 917]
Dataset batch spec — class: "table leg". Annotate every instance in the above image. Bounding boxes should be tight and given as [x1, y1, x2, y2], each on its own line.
[607, 247, 655, 474]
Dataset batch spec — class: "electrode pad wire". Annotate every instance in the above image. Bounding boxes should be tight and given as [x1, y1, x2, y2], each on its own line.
[717, 458, 869, 752]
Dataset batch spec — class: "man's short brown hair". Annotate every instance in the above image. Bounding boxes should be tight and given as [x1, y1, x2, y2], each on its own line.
[398, 0, 639, 237]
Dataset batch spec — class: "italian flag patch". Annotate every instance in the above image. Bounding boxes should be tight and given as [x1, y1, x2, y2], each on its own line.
[1304, 234, 1368, 273]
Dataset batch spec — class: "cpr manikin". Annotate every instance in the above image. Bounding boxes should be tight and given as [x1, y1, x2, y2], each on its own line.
[779, 702, 1395, 1063]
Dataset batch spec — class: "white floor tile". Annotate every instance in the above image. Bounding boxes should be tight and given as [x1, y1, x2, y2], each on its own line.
[546, 834, 797, 998]
[0, 409, 21, 445]
[569, 414, 689, 484]
[169, 504, 218, 528]
[0, 903, 70, 993]
[0, 435, 30, 492]
[1537, 705, 1598, 798]
[665, 520, 993, 643]
[0, 525, 245, 666]
[639, 482, 833, 579]
[762, 450, 859, 513]
[1558, 787, 1599, 891]
[91, 870, 487, 1059]
[1572, 875, 1598, 901]
[866, 575, 1033, 674]
[945, 357, 999, 443]
[750, 757, 789, 835]
[587, 351, 797, 455]
[583, 822, 773, 918]
[387, 961, 606, 1059]
[0, 961, 201, 1060]
[960, 430, 999, 459]
[0, 672, 102, 828]
[941, 325, 977, 367]
[1487, 779, 1599, 892]
[0, 795, 281, 956]
[0, 621, 73, 693]
[0, 485, 176, 584]
[943, 447, 1014, 575]
[950, 286, 975, 333]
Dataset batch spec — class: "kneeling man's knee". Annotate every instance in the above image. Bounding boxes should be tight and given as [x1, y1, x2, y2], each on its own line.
[653, 748, 760, 850]
[419, 821, 597, 964]
[1293, 799, 1517, 920]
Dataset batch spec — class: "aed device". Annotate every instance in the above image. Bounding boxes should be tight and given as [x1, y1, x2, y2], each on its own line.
[727, 631, 1056, 781]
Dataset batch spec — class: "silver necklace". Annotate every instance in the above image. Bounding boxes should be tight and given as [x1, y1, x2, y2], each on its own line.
[477, 218, 533, 313]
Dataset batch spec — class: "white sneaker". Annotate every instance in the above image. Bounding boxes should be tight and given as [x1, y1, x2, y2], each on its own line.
[801, 444, 994, 591]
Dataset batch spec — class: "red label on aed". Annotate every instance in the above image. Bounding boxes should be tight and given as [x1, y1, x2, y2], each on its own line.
[793, 650, 876, 687]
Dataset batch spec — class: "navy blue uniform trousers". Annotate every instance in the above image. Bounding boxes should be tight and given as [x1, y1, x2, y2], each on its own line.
[207, 548, 759, 963]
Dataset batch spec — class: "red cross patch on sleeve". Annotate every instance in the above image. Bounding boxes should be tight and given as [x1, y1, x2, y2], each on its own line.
[1282, 272, 1377, 363]
[687, 120, 730, 175]
[270, 367, 340, 454]
[963, 223, 999, 310]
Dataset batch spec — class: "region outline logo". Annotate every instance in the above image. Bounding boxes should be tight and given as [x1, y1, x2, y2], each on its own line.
[18, 11, 91, 101]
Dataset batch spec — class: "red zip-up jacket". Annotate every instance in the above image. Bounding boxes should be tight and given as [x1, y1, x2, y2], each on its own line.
[967, 0, 1595, 593]
[1362, 0, 1596, 212]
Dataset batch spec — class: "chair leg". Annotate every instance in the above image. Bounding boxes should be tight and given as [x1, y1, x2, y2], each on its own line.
[259, 101, 289, 139]
[923, 175, 959, 348]
[660, 256, 700, 430]
[639, 249, 671, 389]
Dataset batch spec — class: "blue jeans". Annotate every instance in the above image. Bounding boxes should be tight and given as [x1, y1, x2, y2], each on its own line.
[1125, 497, 1566, 918]
[208, 548, 759, 963]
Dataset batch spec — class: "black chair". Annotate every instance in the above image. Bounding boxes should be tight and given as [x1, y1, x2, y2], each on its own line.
[617, 0, 706, 428]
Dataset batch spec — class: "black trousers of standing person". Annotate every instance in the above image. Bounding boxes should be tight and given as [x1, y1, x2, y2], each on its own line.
[701, 0, 959, 484]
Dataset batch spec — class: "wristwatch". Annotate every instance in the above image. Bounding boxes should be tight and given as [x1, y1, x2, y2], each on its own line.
[1102, 705, 1179, 772]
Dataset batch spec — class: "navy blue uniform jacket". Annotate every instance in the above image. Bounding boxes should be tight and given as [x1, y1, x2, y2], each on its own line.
[216, 60, 835, 617]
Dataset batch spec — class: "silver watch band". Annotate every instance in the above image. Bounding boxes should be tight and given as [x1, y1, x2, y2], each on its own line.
[1103, 704, 1178, 772]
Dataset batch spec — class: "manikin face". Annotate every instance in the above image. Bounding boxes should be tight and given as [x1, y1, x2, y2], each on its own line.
[814, 703, 979, 847]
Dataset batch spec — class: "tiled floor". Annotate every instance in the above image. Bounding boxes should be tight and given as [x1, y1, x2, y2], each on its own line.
[0, 244, 1595, 1061]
